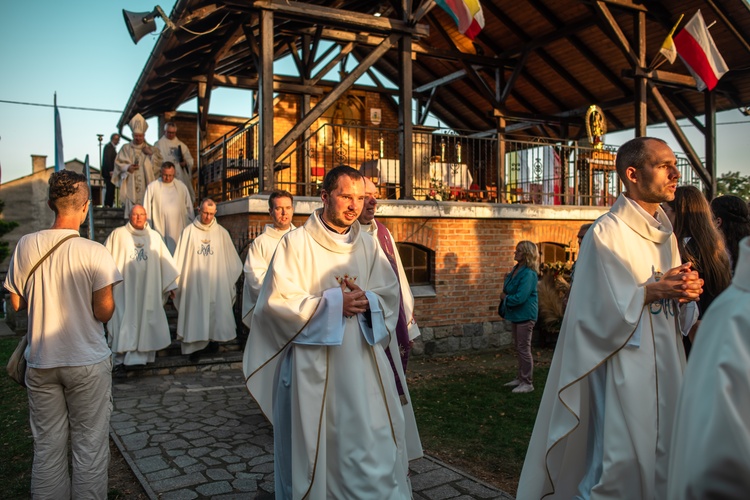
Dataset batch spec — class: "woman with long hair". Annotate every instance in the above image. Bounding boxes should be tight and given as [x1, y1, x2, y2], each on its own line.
[710, 194, 750, 273]
[500, 240, 539, 393]
[664, 186, 732, 355]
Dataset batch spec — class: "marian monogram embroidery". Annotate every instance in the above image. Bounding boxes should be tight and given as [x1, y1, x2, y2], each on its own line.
[335, 274, 358, 285]
[131, 243, 148, 262]
[648, 266, 676, 318]
[197, 239, 213, 256]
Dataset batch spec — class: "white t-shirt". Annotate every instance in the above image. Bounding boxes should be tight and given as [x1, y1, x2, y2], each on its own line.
[4, 229, 123, 368]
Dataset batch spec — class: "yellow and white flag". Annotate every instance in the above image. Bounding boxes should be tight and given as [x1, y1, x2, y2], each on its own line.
[659, 14, 683, 64]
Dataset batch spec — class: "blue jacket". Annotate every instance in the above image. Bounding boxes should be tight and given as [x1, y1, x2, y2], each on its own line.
[502, 264, 538, 323]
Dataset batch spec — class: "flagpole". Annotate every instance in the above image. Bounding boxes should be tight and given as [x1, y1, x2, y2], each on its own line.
[54, 92, 65, 172]
[84, 154, 95, 240]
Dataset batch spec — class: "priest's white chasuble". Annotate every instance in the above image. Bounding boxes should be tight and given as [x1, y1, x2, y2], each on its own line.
[114, 142, 162, 216]
[143, 178, 194, 254]
[245, 209, 420, 499]
[667, 237, 750, 499]
[517, 194, 685, 500]
[174, 218, 242, 354]
[155, 135, 196, 203]
[240, 223, 294, 329]
[105, 222, 179, 365]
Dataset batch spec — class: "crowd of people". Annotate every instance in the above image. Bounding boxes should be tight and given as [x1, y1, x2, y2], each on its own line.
[4, 130, 750, 498]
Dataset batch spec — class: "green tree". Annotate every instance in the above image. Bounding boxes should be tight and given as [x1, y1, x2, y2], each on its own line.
[0, 199, 18, 262]
[716, 171, 750, 199]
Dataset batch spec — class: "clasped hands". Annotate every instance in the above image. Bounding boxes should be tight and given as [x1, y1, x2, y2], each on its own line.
[341, 278, 369, 318]
[645, 262, 704, 304]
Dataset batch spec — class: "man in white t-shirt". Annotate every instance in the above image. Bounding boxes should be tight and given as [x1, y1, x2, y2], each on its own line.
[4, 170, 122, 498]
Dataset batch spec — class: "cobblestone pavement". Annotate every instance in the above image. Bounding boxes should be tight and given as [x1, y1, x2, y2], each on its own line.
[111, 368, 514, 500]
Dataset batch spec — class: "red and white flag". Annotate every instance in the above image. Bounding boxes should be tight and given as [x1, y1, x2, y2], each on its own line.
[673, 10, 728, 91]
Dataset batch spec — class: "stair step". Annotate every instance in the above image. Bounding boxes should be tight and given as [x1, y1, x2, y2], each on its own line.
[115, 350, 243, 378]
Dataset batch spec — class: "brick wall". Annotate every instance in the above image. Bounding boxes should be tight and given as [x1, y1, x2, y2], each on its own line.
[217, 198, 603, 357]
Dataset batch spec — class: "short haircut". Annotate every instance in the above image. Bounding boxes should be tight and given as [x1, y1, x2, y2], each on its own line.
[164, 121, 177, 131]
[322, 165, 363, 193]
[48, 170, 88, 214]
[268, 190, 293, 209]
[615, 137, 668, 182]
[161, 161, 176, 170]
[110, 133, 120, 141]
[516, 240, 540, 274]
[200, 198, 216, 210]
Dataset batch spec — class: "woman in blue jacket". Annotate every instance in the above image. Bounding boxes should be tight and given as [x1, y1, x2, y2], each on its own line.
[500, 240, 539, 393]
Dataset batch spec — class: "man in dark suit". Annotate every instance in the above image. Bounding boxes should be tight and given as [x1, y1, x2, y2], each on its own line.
[101, 133, 120, 207]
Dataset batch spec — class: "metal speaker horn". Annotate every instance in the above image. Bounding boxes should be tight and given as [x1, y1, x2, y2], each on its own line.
[123, 9, 158, 44]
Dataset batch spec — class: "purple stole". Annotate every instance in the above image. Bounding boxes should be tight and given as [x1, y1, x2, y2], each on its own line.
[375, 220, 410, 397]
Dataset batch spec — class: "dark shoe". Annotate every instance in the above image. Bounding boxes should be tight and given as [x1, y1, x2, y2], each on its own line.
[189, 351, 201, 363]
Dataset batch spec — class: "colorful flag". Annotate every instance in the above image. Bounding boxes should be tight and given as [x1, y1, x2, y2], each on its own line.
[673, 10, 729, 91]
[659, 14, 683, 64]
[435, 0, 485, 40]
[54, 93, 65, 171]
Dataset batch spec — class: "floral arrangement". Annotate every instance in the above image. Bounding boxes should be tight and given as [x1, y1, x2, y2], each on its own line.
[540, 261, 572, 282]
[427, 177, 450, 201]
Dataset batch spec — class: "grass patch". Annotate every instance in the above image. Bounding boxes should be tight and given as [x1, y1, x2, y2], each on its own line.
[408, 348, 552, 494]
[0, 335, 33, 499]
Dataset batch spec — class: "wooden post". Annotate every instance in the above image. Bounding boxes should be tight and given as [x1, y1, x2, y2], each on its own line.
[634, 10, 647, 136]
[259, 8, 274, 193]
[398, 34, 414, 199]
[705, 90, 717, 198]
[496, 114, 506, 203]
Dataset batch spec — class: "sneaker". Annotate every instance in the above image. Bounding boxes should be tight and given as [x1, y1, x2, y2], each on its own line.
[512, 383, 534, 394]
[503, 379, 522, 387]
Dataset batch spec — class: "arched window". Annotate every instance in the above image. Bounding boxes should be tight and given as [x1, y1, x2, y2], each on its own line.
[396, 242, 432, 286]
[539, 242, 567, 263]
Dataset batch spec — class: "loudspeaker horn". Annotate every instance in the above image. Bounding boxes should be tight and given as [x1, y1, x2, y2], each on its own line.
[123, 9, 158, 44]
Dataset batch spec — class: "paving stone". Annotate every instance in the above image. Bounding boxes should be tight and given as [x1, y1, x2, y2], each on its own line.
[133, 447, 162, 459]
[410, 468, 464, 491]
[227, 463, 247, 473]
[410, 458, 442, 474]
[181, 430, 207, 440]
[190, 437, 216, 447]
[206, 468, 234, 481]
[172, 455, 198, 468]
[110, 420, 135, 430]
[151, 472, 208, 493]
[196, 481, 233, 495]
[250, 462, 274, 474]
[136, 455, 169, 473]
[455, 480, 503, 498]
[145, 468, 180, 481]
[201, 457, 221, 466]
[187, 447, 211, 458]
[235, 444, 264, 459]
[424, 484, 462, 499]
[184, 463, 208, 474]
[160, 490, 198, 500]
[162, 438, 190, 450]
[232, 477, 258, 492]
[220, 455, 242, 464]
[121, 432, 149, 451]
[167, 449, 187, 457]
[151, 433, 177, 443]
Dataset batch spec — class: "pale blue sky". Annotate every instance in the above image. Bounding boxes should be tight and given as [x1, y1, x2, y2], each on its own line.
[1, 0, 749, 183]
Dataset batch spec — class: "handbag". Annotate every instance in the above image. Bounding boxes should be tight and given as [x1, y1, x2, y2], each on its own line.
[5, 233, 78, 387]
[497, 298, 506, 318]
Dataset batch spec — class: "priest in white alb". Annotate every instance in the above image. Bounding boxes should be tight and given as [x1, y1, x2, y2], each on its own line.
[105, 204, 179, 368]
[114, 113, 162, 217]
[143, 162, 194, 254]
[245, 166, 421, 499]
[174, 198, 242, 358]
[667, 236, 750, 499]
[154, 121, 196, 204]
[240, 189, 295, 331]
[517, 138, 703, 499]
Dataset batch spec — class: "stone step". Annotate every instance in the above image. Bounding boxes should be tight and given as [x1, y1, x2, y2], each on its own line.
[116, 349, 244, 378]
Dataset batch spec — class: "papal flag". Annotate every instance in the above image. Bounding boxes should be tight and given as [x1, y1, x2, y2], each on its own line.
[435, 0, 485, 40]
[659, 14, 683, 64]
[673, 10, 729, 91]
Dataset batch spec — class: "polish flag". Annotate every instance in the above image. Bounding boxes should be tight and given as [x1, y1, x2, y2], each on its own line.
[673, 10, 729, 91]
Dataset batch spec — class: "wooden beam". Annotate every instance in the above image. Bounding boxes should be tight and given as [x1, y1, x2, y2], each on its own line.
[273, 34, 400, 160]
[310, 43, 355, 86]
[706, 0, 750, 55]
[648, 83, 711, 187]
[634, 9, 647, 136]
[225, 0, 430, 36]
[414, 68, 467, 93]
[593, 1, 641, 68]
[500, 50, 529, 103]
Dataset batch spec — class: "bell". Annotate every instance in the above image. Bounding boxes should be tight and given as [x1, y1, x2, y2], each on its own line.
[122, 9, 158, 44]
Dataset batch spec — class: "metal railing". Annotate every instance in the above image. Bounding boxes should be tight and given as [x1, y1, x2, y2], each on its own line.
[200, 121, 702, 205]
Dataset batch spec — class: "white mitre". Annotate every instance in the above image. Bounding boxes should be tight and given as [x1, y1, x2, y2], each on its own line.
[129, 113, 148, 134]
